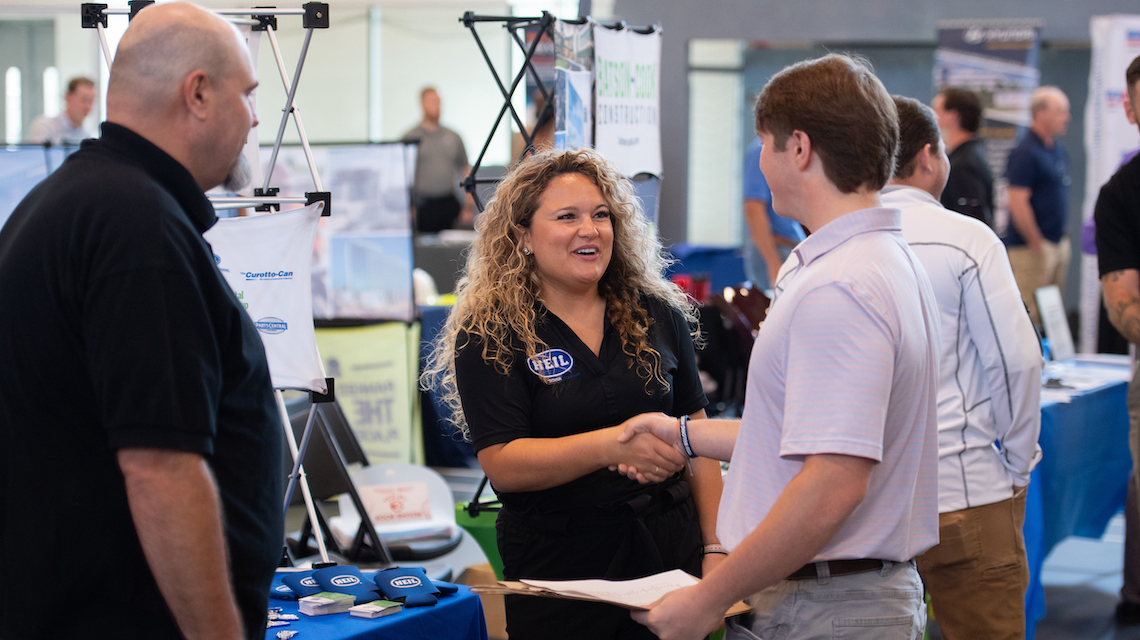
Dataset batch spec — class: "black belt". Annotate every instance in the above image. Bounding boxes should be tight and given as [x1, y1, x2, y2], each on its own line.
[786, 558, 889, 580]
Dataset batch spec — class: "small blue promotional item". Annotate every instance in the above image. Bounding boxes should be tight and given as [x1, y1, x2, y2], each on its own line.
[432, 580, 459, 594]
[373, 567, 442, 607]
[313, 565, 381, 601]
[280, 570, 324, 597]
[268, 574, 298, 600]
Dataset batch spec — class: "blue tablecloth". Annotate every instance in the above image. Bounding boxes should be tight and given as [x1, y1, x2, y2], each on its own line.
[265, 580, 488, 640]
[1025, 365, 1131, 639]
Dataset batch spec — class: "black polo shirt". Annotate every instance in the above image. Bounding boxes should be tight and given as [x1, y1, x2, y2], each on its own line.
[941, 138, 994, 226]
[0, 123, 282, 639]
[455, 297, 707, 514]
[1095, 153, 1140, 277]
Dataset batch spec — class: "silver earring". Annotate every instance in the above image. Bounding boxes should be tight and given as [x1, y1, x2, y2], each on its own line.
[523, 247, 531, 256]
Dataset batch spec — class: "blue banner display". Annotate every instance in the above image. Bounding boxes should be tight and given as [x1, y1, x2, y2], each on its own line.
[934, 19, 1043, 234]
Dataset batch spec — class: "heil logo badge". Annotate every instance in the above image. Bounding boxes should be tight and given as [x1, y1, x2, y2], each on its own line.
[527, 348, 574, 383]
[391, 576, 422, 589]
[255, 317, 288, 335]
[300, 577, 318, 587]
[331, 575, 361, 587]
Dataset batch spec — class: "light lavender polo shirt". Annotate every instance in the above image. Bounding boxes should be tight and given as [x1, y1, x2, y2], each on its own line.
[718, 206, 941, 563]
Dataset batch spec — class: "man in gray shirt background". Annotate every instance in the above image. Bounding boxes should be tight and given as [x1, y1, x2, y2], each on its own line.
[403, 87, 472, 233]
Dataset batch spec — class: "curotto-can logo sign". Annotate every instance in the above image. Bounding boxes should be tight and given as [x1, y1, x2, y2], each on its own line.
[255, 317, 288, 335]
[391, 576, 422, 588]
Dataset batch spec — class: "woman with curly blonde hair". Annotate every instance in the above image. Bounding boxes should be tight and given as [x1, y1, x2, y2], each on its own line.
[422, 149, 724, 640]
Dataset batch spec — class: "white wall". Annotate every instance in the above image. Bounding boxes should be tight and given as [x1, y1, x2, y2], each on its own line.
[686, 39, 743, 247]
[53, 14, 101, 128]
[379, 6, 512, 165]
[254, 6, 371, 145]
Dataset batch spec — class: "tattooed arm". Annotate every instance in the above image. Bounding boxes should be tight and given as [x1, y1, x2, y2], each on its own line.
[1102, 269, 1140, 345]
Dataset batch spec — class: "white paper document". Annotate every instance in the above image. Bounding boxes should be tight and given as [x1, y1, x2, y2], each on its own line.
[520, 569, 699, 609]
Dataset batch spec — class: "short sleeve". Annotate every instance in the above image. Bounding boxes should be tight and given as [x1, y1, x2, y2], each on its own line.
[780, 285, 893, 462]
[85, 267, 221, 454]
[1095, 178, 1140, 276]
[660, 304, 708, 417]
[454, 332, 534, 452]
[454, 132, 469, 170]
[743, 142, 772, 203]
[1005, 143, 1034, 188]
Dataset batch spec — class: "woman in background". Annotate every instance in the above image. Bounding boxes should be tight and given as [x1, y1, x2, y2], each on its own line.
[423, 149, 724, 640]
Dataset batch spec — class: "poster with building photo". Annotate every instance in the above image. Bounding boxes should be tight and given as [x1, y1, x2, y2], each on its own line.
[934, 19, 1042, 234]
[593, 25, 662, 177]
[554, 19, 594, 151]
[262, 143, 415, 322]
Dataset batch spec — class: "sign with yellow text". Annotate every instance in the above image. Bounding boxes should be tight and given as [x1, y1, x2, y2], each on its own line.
[315, 323, 423, 465]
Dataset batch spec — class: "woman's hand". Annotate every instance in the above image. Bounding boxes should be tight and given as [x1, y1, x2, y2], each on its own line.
[610, 429, 686, 484]
[610, 413, 686, 483]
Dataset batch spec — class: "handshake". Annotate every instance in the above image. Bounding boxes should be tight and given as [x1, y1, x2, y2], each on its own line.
[609, 412, 693, 485]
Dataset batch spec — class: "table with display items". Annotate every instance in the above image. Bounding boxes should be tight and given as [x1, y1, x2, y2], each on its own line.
[265, 578, 488, 640]
[1025, 356, 1132, 639]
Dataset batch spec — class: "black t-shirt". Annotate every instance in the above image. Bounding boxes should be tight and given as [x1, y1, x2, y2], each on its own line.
[0, 123, 282, 639]
[1095, 153, 1140, 277]
[455, 297, 708, 514]
[941, 138, 994, 226]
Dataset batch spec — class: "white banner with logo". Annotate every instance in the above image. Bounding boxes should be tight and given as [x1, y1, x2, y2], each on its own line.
[934, 19, 1042, 235]
[205, 202, 328, 392]
[593, 26, 662, 177]
[1079, 16, 1140, 353]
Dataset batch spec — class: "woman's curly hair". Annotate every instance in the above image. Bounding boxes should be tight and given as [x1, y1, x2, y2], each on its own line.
[421, 149, 699, 440]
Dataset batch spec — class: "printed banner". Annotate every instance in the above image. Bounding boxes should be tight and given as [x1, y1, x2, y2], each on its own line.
[1079, 16, 1140, 353]
[204, 202, 328, 393]
[0, 146, 71, 231]
[934, 19, 1042, 234]
[264, 143, 415, 322]
[593, 26, 662, 177]
[554, 19, 594, 151]
[315, 323, 422, 465]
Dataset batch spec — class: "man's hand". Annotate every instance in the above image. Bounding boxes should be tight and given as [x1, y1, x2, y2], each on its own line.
[617, 412, 681, 447]
[631, 585, 726, 640]
[612, 431, 685, 484]
[610, 413, 685, 482]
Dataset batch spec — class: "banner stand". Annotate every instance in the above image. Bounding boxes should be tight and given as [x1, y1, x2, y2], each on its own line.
[459, 11, 556, 212]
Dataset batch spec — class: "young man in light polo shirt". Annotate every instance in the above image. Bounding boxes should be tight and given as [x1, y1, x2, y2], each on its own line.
[882, 96, 1042, 640]
[615, 53, 941, 640]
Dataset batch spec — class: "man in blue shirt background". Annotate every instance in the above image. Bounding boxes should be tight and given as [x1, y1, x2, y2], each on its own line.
[742, 137, 806, 291]
[1004, 85, 1072, 326]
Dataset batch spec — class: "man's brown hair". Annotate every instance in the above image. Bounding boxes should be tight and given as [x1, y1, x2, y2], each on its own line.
[937, 87, 982, 134]
[892, 96, 942, 180]
[67, 76, 95, 95]
[754, 53, 898, 193]
[1127, 54, 1140, 103]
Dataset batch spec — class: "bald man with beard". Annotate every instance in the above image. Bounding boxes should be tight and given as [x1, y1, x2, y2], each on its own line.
[0, 4, 280, 639]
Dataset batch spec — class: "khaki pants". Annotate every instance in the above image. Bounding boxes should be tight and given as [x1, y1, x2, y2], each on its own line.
[1007, 237, 1071, 326]
[917, 492, 1029, 640]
